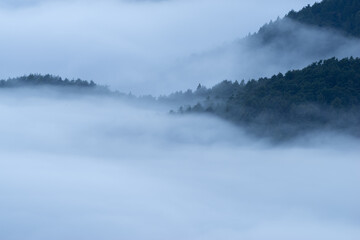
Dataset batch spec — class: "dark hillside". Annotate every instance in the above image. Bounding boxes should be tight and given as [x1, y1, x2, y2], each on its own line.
[0, 74, 97, 88]
[177, 57, 360, 140]
[0, 74, 115, 96]
[287, 0, 360, 37]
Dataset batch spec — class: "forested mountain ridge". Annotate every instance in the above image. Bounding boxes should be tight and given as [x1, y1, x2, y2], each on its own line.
[287, 0, 360, 37]
[253, 0, 360, 43]
[196, 0, 360, 139]
[1, 0, 359, 141]
[0, 74, 117, 95]
[0, 74, 161, 104]
[1, 74, 97, 88]
[2, 58, 360, 140]
[176, 57, 360, 139]
[189, 0, 360, 91]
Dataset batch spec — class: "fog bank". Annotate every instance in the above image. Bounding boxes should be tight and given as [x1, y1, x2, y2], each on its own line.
[0, 92, 359, 240]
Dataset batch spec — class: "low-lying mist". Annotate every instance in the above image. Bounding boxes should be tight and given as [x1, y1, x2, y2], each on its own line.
[0, 90, 359, 240]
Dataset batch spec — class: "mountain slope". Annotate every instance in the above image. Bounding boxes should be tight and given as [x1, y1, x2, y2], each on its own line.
[177, 57, 360, 140]
[287, 0, 360, 37]
[1, 74, 96, 88]
[179, 0, 360, 90]
[254, 0, 360, 43]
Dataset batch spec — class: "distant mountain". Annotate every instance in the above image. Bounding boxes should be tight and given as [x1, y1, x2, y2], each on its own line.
[287, 0, 360, 37]
[1, 74, 97, 88]
[176, 0, 360, 90]
[0, 74, 115, 94]
[2, 0, 359, 140]
[0, 74, 160, 104]
[174, 57, 360, 140]
[253, 0, 360, 44]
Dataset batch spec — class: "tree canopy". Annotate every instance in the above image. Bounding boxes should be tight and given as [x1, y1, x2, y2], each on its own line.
[287, 0, 360, 37]
[0, 74, 97, 88]
[177, 57, 360, 139]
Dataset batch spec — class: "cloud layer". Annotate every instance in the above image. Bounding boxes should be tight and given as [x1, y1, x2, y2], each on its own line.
[0, 92, 359, 240]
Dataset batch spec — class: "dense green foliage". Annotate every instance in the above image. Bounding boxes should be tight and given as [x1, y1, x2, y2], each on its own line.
[178, 58, 360, 139]
[287, 0, 360, 37]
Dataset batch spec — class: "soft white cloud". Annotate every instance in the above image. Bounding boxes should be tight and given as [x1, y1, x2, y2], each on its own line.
[0, 92, 359, 240]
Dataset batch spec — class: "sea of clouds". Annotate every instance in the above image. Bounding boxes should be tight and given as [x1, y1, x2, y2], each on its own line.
[0, 93, 359, 240]
[1, 1, 359, 239]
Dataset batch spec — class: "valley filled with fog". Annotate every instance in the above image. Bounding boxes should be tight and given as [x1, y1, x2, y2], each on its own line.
[0, 93, 359, 240]
[1, 0, 360, 239]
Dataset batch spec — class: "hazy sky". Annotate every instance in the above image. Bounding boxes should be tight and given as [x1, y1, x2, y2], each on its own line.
[0, 0, 319, 94]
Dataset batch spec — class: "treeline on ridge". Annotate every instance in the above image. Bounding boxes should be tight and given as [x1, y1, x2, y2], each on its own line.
[287, 0, 360, 37]
[246, 0, 360, 49]
[0, 74, 97, 88]
[175, 57, 360, 139]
